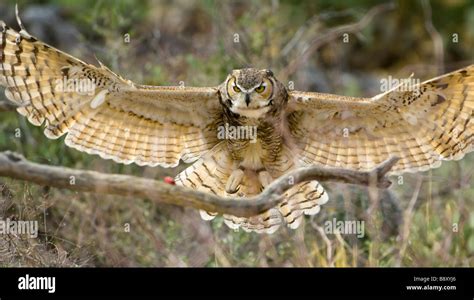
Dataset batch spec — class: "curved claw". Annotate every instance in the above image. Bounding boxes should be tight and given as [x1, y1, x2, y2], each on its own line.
[258, 170, 273, 188]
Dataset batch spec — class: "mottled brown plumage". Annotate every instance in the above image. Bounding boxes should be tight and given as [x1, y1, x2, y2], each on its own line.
[1, 14, 473, 233]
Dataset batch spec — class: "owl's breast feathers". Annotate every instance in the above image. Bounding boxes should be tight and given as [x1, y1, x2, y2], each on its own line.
[218, 104, 290, 173]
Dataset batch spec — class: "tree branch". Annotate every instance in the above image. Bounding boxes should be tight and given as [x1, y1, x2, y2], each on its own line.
[0, 151, 399, 217]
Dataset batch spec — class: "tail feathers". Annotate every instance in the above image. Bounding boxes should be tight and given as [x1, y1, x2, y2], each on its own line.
[175, 143, 231, 221]
[175, 145, 329, 234]
[224, 208, 282, 234]
[279, 181, 328, 229]
[222, 180, 328, 233]
[200, 210, 218, 221]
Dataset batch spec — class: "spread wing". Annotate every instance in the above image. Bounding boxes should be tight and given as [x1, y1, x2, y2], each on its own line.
[0, 20, 221, 167]
[287, 65, 474, 174]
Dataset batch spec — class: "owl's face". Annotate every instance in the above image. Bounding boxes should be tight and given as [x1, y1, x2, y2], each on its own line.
[222, 68, 282, 119]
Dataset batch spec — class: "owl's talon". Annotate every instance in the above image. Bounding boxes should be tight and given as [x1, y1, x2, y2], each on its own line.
[225, 169, 244, 194]
[227, 185, 240, 194]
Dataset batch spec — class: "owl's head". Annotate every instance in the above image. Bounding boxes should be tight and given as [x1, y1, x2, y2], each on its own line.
[221, 68, 286, 119]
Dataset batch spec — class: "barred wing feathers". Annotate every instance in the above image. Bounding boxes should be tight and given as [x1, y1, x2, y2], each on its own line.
[175, 143, 329, 233]
[288, 65, 474, 174]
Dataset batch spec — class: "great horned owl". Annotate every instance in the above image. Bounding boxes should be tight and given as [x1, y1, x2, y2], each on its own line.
[1, 15, 473, 233]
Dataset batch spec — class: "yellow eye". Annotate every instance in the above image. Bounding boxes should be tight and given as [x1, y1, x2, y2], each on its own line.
[255, 85, 265, 93]
[233, 85, 241, 93]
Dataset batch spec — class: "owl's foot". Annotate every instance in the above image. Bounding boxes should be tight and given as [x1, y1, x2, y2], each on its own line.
[258, 170, 273, 189]
[225, 169, 244, 194]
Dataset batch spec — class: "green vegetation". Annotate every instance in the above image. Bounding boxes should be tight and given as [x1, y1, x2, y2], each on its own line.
[1, 0, 473, 267]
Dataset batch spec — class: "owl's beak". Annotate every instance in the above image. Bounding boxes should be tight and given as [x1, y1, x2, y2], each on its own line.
[245, 94, 251, 106]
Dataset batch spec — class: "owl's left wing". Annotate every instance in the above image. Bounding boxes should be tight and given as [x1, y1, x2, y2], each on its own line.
[287, 65, 474, 174]
[0, 20, 222, 167]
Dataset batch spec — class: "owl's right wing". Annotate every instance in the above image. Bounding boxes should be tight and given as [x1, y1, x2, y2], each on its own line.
[286, 65, 474, 174]
[0, 20, 222, 167]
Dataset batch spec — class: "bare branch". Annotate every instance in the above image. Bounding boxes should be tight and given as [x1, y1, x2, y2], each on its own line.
[0, 151, 398, 217]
